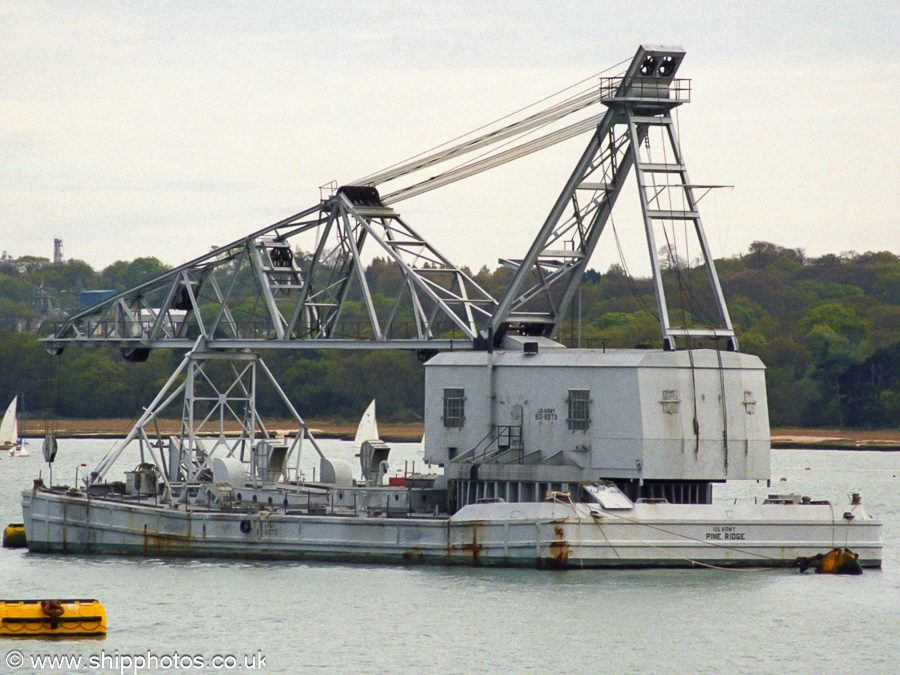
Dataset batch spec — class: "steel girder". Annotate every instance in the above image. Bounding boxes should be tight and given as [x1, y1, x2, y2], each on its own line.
[42, 45, 736, 356]
[487, 45, 737, 350]
[88, 346, 324, 485]
[42, 190, 497, 354]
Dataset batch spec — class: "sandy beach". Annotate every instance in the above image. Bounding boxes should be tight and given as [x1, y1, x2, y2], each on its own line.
[18, 418, 425, 443]
[16, 419, 900, 449]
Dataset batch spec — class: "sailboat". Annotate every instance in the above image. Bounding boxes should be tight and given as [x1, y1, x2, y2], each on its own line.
[355, 400, 391, 485]
[1, 396, 29, 456]
[354, 399, 380, 448]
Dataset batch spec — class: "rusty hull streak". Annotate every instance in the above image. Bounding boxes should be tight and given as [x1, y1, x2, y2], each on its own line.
[402, 549, 425, 564]
[142, 524, 193, 554]
[447, 520, 485, 565]
[540, 524, 571, 569]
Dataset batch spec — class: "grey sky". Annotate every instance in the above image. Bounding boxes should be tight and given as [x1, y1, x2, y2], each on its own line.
[2, 1, 898, 274]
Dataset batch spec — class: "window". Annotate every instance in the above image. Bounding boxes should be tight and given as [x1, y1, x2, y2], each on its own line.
[443, 388, 466, 428]
[567, 389, 591, 430]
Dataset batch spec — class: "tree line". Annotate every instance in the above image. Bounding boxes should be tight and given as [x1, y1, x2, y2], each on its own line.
[1, 242, 900, 428]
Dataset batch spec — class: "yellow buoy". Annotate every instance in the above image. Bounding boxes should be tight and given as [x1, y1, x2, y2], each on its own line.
[2, 523, 26, 548]
[0, 599, 106, 637]
[796, 547, 863, 575]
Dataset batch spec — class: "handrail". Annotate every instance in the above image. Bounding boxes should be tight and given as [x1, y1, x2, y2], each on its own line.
[598, 77, 691, 103]
[469, 424, 524, 464]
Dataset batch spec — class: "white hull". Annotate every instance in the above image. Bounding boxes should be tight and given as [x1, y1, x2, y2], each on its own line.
[22, 487, 882, 569]
[8, 443, 29, 457]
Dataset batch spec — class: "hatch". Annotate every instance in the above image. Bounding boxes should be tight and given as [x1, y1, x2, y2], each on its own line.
[583, 483, 634, 510]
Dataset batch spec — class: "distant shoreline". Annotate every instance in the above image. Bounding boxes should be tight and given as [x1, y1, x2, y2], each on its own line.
[18, 418, 424, 443]
[17, 419, 900, 449]
[769, 428, 900, 451]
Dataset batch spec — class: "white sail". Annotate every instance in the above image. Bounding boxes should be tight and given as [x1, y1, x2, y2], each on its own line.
[0, 396, 18, 446]
[354, 399, 379, 446]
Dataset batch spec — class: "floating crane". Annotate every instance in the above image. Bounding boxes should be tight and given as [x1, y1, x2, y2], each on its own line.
[24, 46, 881, 569]
[42, 45, 736, 482]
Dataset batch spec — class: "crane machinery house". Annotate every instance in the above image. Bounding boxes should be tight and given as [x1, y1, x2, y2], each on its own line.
[425, 337, 770, 509]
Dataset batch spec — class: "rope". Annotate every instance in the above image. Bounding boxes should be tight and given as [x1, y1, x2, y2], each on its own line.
[829, 502, 836, 549]
[829, 502, 852, 550]
[345, 59, 637, 203]
[383, 113, 609, 204]
[687, 347, 700, 454]
[602, 508, 785, 563]
[611, 524, 777, 572]
[645, 116, 717, 333]
[43, 352, 60, 438]
[610, 212, 658, 322]
[716, 346, 729, 472]
[588, 512, 622, 559]
[362, 87, 605, 187]
[559, 499, 787, 571]
[354, 57, 630, 188]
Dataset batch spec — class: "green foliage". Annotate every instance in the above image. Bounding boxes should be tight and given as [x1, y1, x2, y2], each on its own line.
[0, 330, 53, 414]
[592, 312, 630, 330]
[15, 256, 51, 274]
[101, 257, 171, 291]
[839, 342, 900, 427]
[0, 299, 38, 325]
[37, 259, 98, 292]
[820, 283, 863, 300]
[0, 274, 32, 304]
[580, 310, 660, 349]
[2, 243, 900, 428]
[258, 349, 425, 421]
[801, 303, 869, 342]
[745, 241, 805, 269]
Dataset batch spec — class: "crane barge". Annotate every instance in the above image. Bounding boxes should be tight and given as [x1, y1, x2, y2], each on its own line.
[23, 46, 882, 568]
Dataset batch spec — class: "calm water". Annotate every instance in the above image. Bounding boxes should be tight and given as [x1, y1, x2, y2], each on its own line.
[2, 439, 899, 674]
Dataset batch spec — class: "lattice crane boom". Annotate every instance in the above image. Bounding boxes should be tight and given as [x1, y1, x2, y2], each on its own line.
[41, 45, 737, 357]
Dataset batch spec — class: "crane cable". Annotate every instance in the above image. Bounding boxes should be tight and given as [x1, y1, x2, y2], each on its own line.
[354, 57, 629, 187]
[350, 58, 632, 203]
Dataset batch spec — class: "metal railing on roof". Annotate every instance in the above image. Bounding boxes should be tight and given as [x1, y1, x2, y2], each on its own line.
[598, 77, 691, 104]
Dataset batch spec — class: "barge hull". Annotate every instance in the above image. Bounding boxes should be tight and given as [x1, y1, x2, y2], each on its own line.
[22, 489, 882, 569]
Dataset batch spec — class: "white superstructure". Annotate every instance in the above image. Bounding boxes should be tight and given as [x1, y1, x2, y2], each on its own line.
[425, 339, 770, 504]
